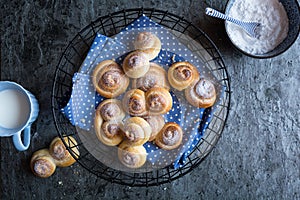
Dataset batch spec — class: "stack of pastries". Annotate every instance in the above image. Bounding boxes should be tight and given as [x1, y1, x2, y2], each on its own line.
[92, 31, 217, 169]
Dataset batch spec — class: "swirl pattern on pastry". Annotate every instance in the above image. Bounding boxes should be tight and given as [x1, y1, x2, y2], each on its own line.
[122, 117, 151, 146]
[30, 149, 56, 178]
[49, 136, 79, 167]
[145, 87, 173, 115]
[168, 61, 200, 91]
[95, 121, 124, 146]
[122, 51, 150, 78]
[96, 99, 125, 122]
[143, 115, 165, 141]
[118, 141, 147, 169]
[133, 32, 162, 60]
[132, 62, 170, 92]
[92, 60, 129, 98]
[122, 89, 148, 117]
[185, 77, 216, 108]
[155, 122, 183, 150]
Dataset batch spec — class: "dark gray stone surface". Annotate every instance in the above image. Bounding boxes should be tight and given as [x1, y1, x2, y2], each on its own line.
[1, 0, 299, 199]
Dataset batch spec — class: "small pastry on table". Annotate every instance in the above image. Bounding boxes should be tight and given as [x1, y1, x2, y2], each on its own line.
[30, 149, 56, 178]
[122, 51, 150, 78]
[49, 136, 79, 168]
[133, 32, 162, 60]
[145, 87, 173, 115]
[168, 61, 200, 91]
[30, 136, 80, 178]
[95, 120, 124, 146]
[184, 77, 216, 108]
[95, 99, 125, 146]
[155, 122, 183, 150]
[92, 60, 129, 98]
[142, 115, 165, 141]
[132, 62, 170, 92]
[122, 89, 148, 117]
[122, 116, 152, 146]
[95, 99, 126, 122]
[118, 141, 147, 169]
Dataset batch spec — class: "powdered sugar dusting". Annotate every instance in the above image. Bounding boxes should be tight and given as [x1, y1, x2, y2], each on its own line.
[226, 0, 289, 55]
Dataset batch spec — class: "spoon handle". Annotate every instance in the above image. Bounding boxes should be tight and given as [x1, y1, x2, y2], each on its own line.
[205, 7, 243, 25]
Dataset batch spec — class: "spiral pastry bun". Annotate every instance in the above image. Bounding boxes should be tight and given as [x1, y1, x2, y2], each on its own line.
[122, 117, 152, 146]
[185, 77, 216, 108]
[145, 87, 173, 115]
[95, 120, 124, 146]
[30, 149, 56, 178]
[133, 32, 162, 60]
[49, 136, 79, 168]
[96, 99, 126, 122]
[122, 51, 150, 78]
[143, 115, 165, 141]
[118, 141, 147, 169]
[132, 62, 170, 92]
[122, 89, 148, 117]
[155, 122, 183, 150]
[92, 60, 129, 98]
[168, 61, 200, 91]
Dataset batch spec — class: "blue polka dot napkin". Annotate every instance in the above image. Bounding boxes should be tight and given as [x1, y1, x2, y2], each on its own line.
[61, 15, 225, 170]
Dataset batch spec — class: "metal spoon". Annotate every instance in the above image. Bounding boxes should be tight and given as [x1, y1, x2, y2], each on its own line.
[205, 7, 261, 39]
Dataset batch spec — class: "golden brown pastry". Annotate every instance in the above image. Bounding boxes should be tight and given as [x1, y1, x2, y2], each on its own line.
[184, 77, 216, 108]
[96, 99, 126, 122]
[132, 62, 170, 92]
[95, 120, 124, 146]
[168, 61, 200, 91]
[92, 60, 129, 98]
[122, 51, 150, 78]
[145, 87, 173, 115]
[143, 115, 165, 141]
[49, 136, 79, 168]
[30, 149, 56, 178]
[155, 122, 183, 150]
[122, 89, 148, 117]
[118, 141, 147, 169]
[122, 117, 151, 146]
[133, 32, 162, 60]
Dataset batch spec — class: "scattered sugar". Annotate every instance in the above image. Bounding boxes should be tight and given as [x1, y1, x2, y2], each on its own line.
[226, 0, 289, 55]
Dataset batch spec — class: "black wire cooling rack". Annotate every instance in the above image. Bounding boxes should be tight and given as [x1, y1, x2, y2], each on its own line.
[51, 8, 231, 187]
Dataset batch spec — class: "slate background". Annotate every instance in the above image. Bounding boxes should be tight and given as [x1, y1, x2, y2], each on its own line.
[1, 0, 299, 199]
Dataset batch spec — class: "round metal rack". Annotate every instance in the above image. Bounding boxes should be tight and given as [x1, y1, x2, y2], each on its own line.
[51, 8, 231, 187]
